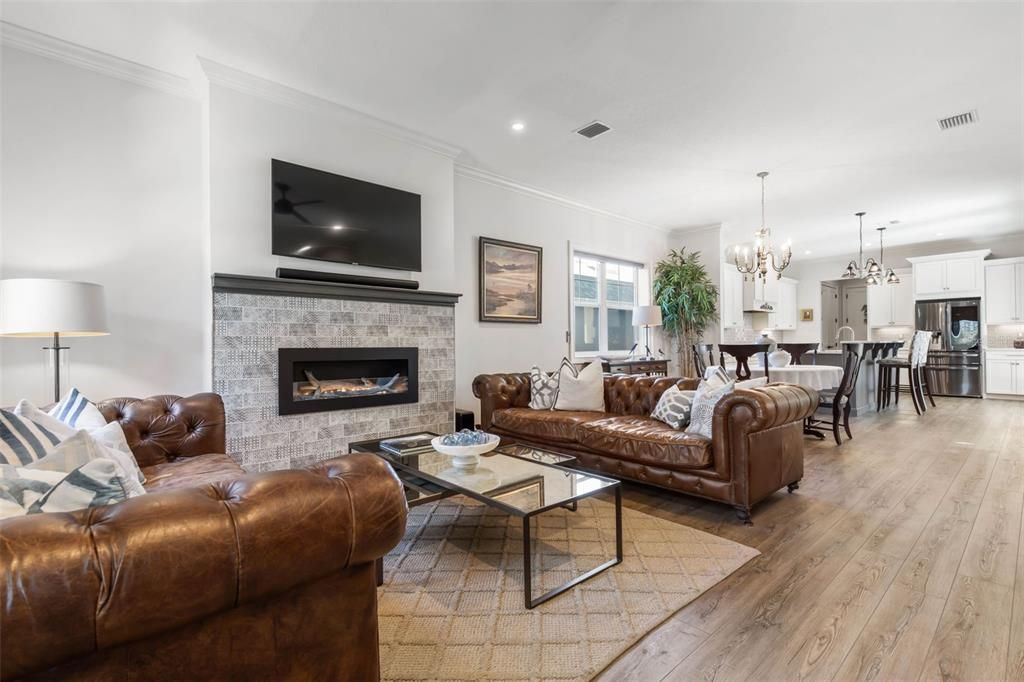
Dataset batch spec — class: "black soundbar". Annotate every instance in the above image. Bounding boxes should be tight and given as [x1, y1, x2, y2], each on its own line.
[275, 268, 420, 290]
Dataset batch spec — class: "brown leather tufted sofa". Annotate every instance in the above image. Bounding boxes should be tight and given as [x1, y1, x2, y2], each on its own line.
[473, 374, 817, 522]
[1, 393, 407, 681]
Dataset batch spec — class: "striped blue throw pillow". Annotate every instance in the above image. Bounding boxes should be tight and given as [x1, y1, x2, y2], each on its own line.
[1, 410, 60, 466]
[47, 388, 106, 429]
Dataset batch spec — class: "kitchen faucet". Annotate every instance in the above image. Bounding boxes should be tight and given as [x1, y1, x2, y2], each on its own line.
[835, 326, 855, 344]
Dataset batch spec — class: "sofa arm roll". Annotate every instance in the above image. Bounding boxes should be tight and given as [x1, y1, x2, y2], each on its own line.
[0, 453, 407, 680]
[472, 373, 531, 429]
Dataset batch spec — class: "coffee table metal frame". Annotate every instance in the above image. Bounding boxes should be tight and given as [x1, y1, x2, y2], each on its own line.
[349, 438, 623, 609]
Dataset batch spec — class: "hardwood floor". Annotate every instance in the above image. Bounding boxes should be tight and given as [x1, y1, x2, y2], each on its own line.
[595, 396, 1024, 682]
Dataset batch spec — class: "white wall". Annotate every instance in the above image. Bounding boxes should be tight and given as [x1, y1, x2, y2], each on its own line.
[207, 81, 456, 291]
[1, 47, 204, 405]
[453, 172, 669, 411]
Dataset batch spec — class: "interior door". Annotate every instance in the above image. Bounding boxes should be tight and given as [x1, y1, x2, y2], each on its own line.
[844, 286, 867, 340]
[821, 283, 839, 349]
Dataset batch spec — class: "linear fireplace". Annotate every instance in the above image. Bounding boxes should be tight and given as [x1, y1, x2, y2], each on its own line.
[278, 347, 418, 415]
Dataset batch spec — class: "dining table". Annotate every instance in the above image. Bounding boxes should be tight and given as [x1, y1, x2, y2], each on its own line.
[729, 364, 844, 391]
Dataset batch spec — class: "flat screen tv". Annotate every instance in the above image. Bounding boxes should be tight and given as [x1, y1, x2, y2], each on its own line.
[271, 159, 421, 271]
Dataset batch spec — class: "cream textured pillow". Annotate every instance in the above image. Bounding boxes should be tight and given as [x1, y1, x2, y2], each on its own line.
[685, 379, 736, 438]
[554, 361, 605, 412]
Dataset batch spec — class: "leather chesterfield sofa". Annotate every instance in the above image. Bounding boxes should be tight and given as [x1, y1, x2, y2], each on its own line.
[1, 393, 407, 681]
[473, 374, 817, 522]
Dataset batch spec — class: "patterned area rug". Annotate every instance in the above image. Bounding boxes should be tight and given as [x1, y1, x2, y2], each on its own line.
[378, 496, 759, 681]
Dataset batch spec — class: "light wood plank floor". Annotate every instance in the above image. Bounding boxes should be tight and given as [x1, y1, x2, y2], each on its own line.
[595, 395, 1024, 682]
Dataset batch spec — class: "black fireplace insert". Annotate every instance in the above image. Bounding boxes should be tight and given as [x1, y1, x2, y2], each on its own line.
[278, 347, 418, 415]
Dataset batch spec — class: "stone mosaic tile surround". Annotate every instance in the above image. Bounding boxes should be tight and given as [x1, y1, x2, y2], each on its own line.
[213, 291, 455, 472]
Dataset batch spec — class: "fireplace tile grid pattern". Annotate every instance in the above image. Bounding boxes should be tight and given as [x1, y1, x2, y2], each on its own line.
[213, 291, 455, 472]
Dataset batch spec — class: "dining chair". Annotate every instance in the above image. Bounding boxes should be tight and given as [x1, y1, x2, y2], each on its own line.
[692, 343, 715, 378]
[718, 343, 770, 381]
[778, 342, 819, 365]
[808, 342, 865, 445]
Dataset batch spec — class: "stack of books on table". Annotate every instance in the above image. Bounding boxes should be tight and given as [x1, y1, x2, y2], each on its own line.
[380, 433, 437, 457]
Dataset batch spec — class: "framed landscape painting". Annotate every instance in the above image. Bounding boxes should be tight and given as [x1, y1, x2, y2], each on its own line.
[479, 237, 543, 323]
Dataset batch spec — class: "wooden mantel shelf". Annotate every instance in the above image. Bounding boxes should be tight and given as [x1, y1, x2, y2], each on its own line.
[212, 273, 462, 307]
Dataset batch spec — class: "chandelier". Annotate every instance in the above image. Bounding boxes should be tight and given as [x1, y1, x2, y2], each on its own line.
[841, 212, 900, 285]
[733, 171, 792, 281]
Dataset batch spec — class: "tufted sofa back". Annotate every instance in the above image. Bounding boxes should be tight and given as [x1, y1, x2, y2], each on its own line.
[96, 393, 226, 468]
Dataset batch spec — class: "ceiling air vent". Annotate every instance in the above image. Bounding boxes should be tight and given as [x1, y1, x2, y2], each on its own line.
[575, 121, 612, 139]
[937, 109, 978, 131]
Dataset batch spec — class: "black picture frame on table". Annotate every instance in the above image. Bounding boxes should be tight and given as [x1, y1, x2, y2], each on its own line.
[478, 236, 543, 323]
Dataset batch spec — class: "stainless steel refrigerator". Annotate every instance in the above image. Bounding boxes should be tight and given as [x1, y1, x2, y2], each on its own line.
[914, 298, 982, 397]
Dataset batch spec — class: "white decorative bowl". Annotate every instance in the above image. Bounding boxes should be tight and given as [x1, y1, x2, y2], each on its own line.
[768, 350, 792, 368]
[431, 434, 500, 469]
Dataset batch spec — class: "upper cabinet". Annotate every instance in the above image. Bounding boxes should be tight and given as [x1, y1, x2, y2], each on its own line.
[907, 250, 991, 299]
[866, 274, 914, 327]
[985, 258, 1024, 324]
[771, 278, 799, 331]
[720, 266, 744, 329]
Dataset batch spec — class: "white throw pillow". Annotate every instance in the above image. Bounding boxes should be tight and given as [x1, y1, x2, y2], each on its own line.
[703, 365, 732, 388]
[0, 464, 66, 519]
[529, 366, 559, 410]
[27, 430, 146, 498]
[47, 388, 107, 429]
[554, 361, 605, 412]
[15, 399, 143, 484]
[0, 409, 61, 466]
[736, 377, 768, 389]
[685, 379, 736, 439]
[651, 385, 696, 429]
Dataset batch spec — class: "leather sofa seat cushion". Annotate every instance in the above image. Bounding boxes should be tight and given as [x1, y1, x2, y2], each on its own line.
[577, 416, 713, 470]
[141, 453, 244, 492]
[491, 408, 605, 444]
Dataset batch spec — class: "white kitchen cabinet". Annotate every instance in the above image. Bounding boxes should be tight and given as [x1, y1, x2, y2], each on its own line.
[985, 351, 1024, 396]
[985, 258, 1024, 325]
[866, 275, 914, 328]
[907, 250, 990, 299]
[720, 266, 744, 329]
[771, 278, 798, 331]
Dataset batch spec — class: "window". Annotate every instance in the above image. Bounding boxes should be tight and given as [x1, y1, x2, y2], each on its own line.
[572, 253, 642, 356]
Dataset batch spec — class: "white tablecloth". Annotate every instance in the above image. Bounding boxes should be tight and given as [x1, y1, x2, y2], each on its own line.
[729, 365, 844, 391]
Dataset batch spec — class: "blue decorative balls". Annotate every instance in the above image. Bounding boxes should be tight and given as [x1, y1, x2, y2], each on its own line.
[439, 429, 491, 446]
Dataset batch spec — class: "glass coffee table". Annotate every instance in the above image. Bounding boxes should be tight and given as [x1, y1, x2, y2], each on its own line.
[349, 435, 622, 608]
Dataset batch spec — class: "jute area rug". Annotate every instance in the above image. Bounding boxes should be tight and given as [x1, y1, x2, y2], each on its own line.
[378, 496, 759, 681]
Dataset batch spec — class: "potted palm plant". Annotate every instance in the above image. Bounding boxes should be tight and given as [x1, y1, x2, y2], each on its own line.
[653, 248, 719, 378]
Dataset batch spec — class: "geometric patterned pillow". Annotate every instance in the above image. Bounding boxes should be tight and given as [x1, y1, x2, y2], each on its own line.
[26, 457, 131, 515]
[529, 366, 559, 410]
[684, 378, 736, 438]
[0, 409, 61, 466]
[651, 384, 696, 429]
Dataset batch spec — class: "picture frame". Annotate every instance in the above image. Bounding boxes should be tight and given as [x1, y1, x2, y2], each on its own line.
[800, 308, 814, 322]
[479, 237, 543, 323]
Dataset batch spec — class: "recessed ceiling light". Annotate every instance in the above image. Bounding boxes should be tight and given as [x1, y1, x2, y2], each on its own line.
[936, 232, 944, 236]
[865, 242, 872, 247]
[332, 224, 344, 231]
[297, 245, 311, 253]
[511, 121, 525, 132]
[804, 250, 812, 255]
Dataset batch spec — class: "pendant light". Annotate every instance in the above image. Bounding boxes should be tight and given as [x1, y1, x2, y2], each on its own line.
[841, 211, 879, 281]
[733, 171, 792, 281]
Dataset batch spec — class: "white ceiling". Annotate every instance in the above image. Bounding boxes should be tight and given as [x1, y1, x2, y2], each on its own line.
[3, 1, 1022, 258]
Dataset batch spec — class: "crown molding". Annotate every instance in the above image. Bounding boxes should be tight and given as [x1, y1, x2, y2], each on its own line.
[454, 165, 667, 233]
[0, 21, 195, 99]
[198, 57, 463, 160]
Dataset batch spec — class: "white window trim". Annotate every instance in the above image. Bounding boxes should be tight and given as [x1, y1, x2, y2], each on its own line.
[570, 250, 645, 360]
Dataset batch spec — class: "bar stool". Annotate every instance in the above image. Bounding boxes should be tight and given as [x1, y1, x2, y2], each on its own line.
[878, 331, 932, 414]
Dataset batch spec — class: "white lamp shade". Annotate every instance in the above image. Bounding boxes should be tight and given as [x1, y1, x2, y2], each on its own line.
[0, 279, 110, 337]
[633, 305, 663, 327]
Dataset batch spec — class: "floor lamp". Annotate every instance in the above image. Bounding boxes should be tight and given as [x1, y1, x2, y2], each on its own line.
[0, 279, 110, 402]
[633, 305, 662, 360]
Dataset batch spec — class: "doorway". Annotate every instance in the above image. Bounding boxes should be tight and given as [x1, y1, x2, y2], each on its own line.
[821, 283, 839, 349]
[843, 285, 867, 341]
